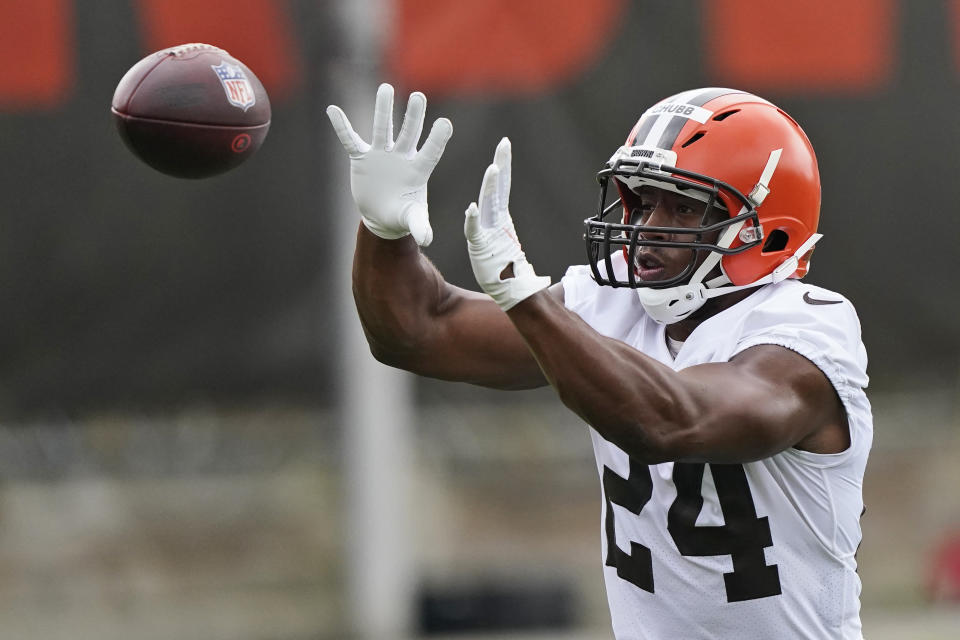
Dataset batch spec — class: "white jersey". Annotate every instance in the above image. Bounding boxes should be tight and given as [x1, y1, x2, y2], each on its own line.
[562, 258, 872, 640]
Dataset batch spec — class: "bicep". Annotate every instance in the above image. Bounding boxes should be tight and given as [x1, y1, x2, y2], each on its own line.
[381, 282, 564, 390]
[667, 344, 847, 463]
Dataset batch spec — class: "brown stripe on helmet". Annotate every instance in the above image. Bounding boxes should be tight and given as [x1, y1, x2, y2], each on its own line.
[655, 88, 743, 149]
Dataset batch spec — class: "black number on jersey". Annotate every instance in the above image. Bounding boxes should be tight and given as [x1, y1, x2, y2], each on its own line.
[668, 463, 781, 602]
[603, 459, 654, 592]
[603, 460, 781, 602]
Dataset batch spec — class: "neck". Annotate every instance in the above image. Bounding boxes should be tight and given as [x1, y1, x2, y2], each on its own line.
[665, 287, 759, 341]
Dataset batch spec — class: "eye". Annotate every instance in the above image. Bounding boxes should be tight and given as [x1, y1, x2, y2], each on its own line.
[641, 203, 656, 221]
[629, 201, 655, 225]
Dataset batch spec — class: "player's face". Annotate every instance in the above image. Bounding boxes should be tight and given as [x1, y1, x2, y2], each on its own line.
[627, 185, 726, 283]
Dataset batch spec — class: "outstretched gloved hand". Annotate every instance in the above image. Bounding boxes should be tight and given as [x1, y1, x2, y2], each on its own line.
[464, 137, 551, 311]
[327, 83, 452, 246]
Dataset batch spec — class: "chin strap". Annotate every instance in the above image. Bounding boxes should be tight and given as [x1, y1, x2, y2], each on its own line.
[703, 231, 823, 295]
[637, 233, 823, 324]
[747, 148, 782, 207]
[662, 147, 785, 294]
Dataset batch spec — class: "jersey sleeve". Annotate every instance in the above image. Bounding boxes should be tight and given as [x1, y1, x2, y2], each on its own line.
[562, 252, 631, 314]
[732, 285, 872, 464]
[560, 264, 598, 313]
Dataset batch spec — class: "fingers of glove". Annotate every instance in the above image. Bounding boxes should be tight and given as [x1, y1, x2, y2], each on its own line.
[464, 202, 483, 242]
[394, 91, 426, 155]
[414, 117, 453, 174]
[494, 137, 512, 211]
[478, 163, 500, 228]
[405, 203, 434, 247]
[326, 105, 370, 156]
[371, 83, 395, 150]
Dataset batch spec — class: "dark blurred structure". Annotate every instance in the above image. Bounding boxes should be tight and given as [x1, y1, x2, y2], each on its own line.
[2, 0, 958, 418]
[418, 581, 577, 634]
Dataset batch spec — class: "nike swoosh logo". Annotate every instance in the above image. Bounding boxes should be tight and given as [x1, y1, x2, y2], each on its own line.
[803, 292, 842, 306]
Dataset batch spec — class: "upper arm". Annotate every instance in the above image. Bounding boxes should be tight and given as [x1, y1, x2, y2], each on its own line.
[370, 281, 564, 390]
[662, 344, 849, 463]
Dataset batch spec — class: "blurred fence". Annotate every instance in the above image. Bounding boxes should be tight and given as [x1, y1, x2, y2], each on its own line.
[0, 389, 958, 638]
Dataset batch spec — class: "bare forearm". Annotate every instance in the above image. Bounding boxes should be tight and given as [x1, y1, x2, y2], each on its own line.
[507, 292, 700, 462]
[352, 224, 444, 359]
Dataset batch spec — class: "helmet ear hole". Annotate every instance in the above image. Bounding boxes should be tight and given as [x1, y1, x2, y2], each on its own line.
[762, 229, 789, 253]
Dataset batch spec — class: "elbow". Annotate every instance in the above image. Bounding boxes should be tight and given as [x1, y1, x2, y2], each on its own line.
[366, 336, 417, 370]
[367, 341, 399, 367]
[365, 325, 442, 378]
[356, 307, 429, 369]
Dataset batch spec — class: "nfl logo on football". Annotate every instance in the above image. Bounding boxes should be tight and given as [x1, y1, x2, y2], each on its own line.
[211, 61, 256, 111]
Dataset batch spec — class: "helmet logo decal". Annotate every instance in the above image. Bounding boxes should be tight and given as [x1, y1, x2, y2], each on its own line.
[631, 88, 741, 150]
[610, 145, 677, 165]
[608, 145, 677, 179]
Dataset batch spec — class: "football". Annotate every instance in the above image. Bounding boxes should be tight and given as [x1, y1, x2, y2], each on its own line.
[111, 43, 271, 179]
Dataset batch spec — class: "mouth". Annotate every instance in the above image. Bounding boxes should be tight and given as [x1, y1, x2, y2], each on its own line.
[633, 251, 666, 281]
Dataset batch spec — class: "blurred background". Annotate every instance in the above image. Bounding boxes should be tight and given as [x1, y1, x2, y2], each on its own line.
[2, 0, 960, 638]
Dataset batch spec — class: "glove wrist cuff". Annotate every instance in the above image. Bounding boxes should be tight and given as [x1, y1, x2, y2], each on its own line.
[491, 260, 551, 311]
[497, 275, 551, 311]
[361, 217, 412, 241]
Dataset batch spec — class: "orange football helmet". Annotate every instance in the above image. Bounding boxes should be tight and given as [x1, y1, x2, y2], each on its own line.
[584, 88, 822, 323]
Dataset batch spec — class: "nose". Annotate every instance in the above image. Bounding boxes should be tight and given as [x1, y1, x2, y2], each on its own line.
[638, 201, 672, 241]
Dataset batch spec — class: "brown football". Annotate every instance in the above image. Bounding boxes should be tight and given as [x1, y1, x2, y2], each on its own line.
[111, 43, 271, 179]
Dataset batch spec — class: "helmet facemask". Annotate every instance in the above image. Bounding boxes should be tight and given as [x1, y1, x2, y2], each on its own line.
[583, 90, 823, 324]
[585, 146, 764, 293]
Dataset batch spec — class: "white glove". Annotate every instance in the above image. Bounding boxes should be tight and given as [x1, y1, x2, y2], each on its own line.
[327, 83, 452, 246]
[464, 137, 550, 311]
